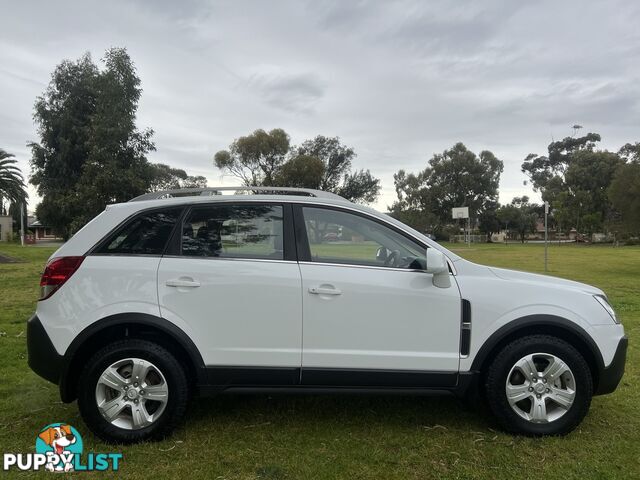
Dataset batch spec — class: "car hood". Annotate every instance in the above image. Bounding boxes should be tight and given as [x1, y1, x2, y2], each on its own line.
[488, 266, 604, 296]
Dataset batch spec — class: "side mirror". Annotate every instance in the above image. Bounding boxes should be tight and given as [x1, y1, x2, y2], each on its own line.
[425, 249, 451, 288]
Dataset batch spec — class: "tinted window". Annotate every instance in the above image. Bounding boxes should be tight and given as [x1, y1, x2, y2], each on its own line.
[302, 207, 425, 269]
[182, 204, 284, 259]
[98, 209, 181, 255]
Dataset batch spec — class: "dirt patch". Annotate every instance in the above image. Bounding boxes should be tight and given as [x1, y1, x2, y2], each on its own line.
[0, 253, 22, 264]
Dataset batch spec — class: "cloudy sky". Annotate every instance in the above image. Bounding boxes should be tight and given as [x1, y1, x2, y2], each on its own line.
[2, 0, 639, 211]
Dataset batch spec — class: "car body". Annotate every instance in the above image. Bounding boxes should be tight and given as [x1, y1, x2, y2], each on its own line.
[27, 187, 627, 442]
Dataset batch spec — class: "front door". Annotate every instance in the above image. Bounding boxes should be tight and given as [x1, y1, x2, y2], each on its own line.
[158, 202, 302, 386]
[296, 205, 461, 387]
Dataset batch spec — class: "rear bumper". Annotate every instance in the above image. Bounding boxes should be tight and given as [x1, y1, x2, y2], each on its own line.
[27, 314, 63, 385]
[595, 335, 628, 395]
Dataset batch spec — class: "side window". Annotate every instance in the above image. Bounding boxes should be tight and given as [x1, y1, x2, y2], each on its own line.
[97, 208, 181, 255]
[301, 207, 426, 269]
[182, 204, 284, 259]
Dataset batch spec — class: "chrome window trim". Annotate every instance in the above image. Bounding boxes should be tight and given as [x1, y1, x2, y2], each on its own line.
[298, 260, 456, 275]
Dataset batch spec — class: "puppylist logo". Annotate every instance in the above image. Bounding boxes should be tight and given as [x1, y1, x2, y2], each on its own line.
[3, 423, 122, 472]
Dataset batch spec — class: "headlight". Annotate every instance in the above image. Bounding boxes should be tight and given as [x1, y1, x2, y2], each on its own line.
[593, 295, 619, 324]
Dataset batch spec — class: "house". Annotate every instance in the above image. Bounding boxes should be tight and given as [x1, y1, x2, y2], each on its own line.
[0, 215, 12, 241]
[28, 216, 60, 241]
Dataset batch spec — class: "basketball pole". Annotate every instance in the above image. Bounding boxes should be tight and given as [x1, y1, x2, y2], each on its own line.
[467, 216, 470, 247]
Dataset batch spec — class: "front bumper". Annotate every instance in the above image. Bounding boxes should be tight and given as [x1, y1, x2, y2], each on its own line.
[27, 314, 63, 385]
[595, 335, 628, 395]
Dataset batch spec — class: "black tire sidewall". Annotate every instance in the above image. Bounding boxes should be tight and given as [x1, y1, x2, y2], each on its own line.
[77, 339, 189, 444]
[486, 335, 593, 436]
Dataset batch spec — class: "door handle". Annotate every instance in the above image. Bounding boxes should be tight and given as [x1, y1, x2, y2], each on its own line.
[166, 278, 201, 288]
[308, 286, 342, 296]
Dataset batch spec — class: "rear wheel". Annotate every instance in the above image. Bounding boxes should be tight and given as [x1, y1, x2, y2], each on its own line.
[77, 339, 189, 443]
[485, 334, 593, 436]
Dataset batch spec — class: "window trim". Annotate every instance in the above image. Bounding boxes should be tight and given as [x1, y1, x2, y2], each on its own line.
[176, 202, 294, 261]
[88, 206, 185, 257]
[293, 203, 430, 270]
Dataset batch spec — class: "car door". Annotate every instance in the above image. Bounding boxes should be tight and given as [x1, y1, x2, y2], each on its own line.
[295, 205, 462, 387]
[157, 202, 302, 386]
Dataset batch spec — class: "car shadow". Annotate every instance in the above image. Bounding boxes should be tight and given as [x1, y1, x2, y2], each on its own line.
[184, 392, 494, 432]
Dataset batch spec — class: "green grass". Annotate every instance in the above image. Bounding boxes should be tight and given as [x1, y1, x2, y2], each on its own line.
[0, 242, 638, 479]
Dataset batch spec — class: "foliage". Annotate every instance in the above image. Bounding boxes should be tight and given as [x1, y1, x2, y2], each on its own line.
[522, 133, 623, 234]
[0, 149, 27, 215]
[478, 201, 501, 241]
[215, 133, 381, 203]
[214, 129, 290, 186]
[391, 143, 503, 231]
[29, 49, 155, 238]
[274, 155, 325, 189]
[148, 163, 208, 191]
[608, 160, 640, 236]
[496, 196, 539, 243]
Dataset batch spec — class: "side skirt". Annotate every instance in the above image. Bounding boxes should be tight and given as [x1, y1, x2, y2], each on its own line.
[199, 366, 469, 396]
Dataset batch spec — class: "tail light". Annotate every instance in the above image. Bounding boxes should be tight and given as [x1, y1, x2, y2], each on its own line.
[39, 256, 85, 300]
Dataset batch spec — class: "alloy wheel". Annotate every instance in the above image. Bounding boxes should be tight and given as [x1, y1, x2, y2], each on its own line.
[95, 358, 169, 430]
[505, 352, 576, 423]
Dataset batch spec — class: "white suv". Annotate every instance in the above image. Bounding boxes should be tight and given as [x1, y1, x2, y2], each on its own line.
[27, 187, 627, 443]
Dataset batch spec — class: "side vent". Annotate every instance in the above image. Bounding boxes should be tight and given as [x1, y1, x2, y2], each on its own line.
[460, 299, 472, 356]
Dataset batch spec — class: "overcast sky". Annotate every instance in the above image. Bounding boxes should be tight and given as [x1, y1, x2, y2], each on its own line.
[2, 0, 639, 211]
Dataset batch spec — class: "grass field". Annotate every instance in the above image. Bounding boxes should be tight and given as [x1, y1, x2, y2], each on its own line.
[0, 242, 638, 479]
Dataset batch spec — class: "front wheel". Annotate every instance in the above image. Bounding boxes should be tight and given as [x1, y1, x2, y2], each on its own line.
[485, 334, 593, 436]
[77, 339, 189, 444]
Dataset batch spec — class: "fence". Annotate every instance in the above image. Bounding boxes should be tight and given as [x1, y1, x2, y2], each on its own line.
[449, 234, 488, 243]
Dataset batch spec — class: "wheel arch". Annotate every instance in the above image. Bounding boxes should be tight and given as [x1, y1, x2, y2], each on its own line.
[470, 314, 605, 391]
[59, 313, 206, 403]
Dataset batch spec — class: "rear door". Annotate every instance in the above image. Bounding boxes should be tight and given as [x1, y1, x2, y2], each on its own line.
[157, 202, 303, 386]
[295, 205, 461, 387]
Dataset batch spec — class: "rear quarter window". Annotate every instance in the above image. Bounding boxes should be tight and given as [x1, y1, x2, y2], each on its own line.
[95, 208, 182, 255]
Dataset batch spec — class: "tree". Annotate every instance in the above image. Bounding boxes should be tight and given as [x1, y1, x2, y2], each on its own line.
[522, 132, 623, 234]
[497, 196, 539, 243]
[619, 142, 640, 162]
[147, 163, 208, 191]
[608, 160, 640, 236]
[274, 155, 325, 189]
[29, 53, 97, 238]
[182, 175, 208, 189]
[292, 135, 380, 203]
[30, 48, 156, 238]
[296, 135, 355, 191]
[0, 149, 27, 215]
[336, 169, 381, 204]
[391, 143, 503, 231]
[214, 132, 381, 203]
[478, 200, 501, 241]
[214, 129, 290, 186]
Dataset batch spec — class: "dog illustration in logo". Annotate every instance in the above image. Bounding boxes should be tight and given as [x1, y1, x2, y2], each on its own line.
[38, 425, 76, 472]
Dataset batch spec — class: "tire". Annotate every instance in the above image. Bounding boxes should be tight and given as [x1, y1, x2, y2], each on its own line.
[77, 339, 189, 444]
[485, 334, 593, 436]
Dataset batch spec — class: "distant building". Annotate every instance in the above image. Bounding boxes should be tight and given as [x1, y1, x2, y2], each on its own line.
[0, 215, 12, 241]
[28, 216, 61, 241]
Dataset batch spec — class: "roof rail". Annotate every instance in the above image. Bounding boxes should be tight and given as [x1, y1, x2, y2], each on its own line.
[129, 186, 346, 202]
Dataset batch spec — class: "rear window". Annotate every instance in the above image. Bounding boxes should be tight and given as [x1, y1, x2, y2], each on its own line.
[181, 204, 284, 259]
[96, 208, 181, 255]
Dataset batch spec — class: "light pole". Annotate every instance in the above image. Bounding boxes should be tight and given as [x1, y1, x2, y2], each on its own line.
[20, 202, 25, 247]
[544, 201, 549, 272]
